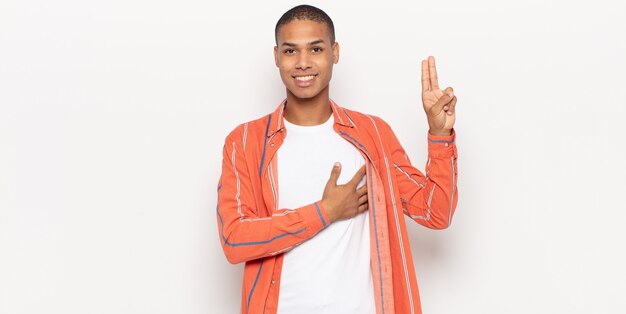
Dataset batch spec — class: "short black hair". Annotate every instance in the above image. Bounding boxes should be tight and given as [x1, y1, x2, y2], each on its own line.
[275, 5, 335, 45]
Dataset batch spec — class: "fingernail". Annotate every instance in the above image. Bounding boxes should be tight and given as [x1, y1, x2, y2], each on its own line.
[334, 162, 340, 168]
[448, 91, 454, 98]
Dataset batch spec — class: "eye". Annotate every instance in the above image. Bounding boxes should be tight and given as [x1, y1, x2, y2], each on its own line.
[312, 47, 323, 53]
[284, 49, 295, 55]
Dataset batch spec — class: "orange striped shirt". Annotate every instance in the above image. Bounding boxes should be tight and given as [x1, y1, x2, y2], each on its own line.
[217, 99, 458, 313]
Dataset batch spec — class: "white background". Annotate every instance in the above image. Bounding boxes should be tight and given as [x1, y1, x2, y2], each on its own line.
[1, 0, 625, 313]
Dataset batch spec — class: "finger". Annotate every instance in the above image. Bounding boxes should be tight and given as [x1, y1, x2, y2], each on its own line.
[348, 164, 367, 187]
[421, 60, 430, 91]
[430, 88, 454, 115]
[356, 184, 368, 196]
[358, 203, 368, 213]
[428, 56, 440, 91]
[443, 91, 454, 111]
[445, 87, 454, 98]
[447, 96, 457, 115]
[358, 194, 368, 205]
[327, 162, 342, 186]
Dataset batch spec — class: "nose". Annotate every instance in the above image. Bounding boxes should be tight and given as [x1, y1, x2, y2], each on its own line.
[296, 52, 311, 70]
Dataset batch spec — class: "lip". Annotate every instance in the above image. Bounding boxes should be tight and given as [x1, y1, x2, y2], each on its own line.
[291, 74, 318, 88]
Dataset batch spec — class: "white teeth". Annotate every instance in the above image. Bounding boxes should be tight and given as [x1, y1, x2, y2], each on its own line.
[295, 75, 315, 81]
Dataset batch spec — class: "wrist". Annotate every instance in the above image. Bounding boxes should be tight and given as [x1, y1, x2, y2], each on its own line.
[320, 200, 336, 223]
[428, 128, 452, 136]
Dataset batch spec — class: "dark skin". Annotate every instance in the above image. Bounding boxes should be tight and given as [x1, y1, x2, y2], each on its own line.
[273, 19, 337, 126]
[273, 19, 457, 223]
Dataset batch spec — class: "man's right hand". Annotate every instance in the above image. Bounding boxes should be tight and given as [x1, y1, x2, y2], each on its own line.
[320, 162, 368, 224]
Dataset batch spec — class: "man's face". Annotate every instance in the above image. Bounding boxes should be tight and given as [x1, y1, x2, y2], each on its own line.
[274, 19, 339, 100]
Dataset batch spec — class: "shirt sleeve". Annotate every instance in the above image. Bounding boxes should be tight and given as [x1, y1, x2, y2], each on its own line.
[382, 120, 458, 229]
[216, 127, 331, 264]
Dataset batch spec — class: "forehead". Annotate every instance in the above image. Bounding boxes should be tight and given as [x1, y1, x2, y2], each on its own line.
[276, 19, 331, 45]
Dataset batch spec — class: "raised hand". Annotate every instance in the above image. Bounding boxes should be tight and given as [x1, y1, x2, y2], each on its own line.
[421, 56, 457, 136]
[320, 163, 368, 223]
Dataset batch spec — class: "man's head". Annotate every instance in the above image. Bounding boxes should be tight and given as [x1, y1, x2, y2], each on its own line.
[274, 5, 335, 45]
[274, 5, 339, 100]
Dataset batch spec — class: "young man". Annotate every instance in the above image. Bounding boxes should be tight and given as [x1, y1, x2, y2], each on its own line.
[216, 5, 458, 314]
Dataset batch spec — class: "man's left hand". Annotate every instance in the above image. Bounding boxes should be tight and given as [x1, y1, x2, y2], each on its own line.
[421, 56, 457, 136]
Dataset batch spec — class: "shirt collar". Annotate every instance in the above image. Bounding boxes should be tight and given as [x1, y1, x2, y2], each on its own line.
[266, 98, 354, 138]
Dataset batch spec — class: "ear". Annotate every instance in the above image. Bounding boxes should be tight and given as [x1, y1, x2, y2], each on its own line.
[332, 42, 340, 64]
[274, 46, 279, 67]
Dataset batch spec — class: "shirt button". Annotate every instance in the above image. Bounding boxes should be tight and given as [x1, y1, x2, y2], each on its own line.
[270, 142, 274, 147]
[445, 143, 449, 147]
[271, 279, 275, 285]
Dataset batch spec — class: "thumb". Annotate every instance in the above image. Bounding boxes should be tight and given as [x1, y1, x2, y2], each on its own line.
[327, 162, 342, 186]
[431, 87, 454, 115]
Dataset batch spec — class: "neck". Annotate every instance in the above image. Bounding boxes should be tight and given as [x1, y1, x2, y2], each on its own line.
[283, 87, 332, 126]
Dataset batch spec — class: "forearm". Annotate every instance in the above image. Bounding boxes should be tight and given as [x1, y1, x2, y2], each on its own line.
[395, 130, 458, 229]
[217, 199, 329, 264]
[218, 129, 331, 264]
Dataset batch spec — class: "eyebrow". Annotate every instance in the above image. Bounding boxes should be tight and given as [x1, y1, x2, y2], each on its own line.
[281, 39, 326, 47]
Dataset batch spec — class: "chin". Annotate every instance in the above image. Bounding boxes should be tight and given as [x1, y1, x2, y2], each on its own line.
[288, 89, 320, 100]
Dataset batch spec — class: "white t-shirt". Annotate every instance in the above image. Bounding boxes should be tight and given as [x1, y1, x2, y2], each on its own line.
[276, 114, 375, 314]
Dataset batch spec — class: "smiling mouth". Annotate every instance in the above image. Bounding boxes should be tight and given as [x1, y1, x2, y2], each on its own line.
[293, 74, 317, 81]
